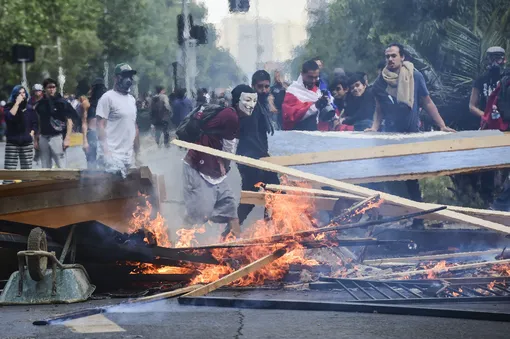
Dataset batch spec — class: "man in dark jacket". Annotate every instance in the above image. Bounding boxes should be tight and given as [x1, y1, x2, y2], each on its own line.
[171, 88, 193, 126]
[35, 78, 77, 168]
[237, 70, 280, 225]
[151, 86, 173, 147]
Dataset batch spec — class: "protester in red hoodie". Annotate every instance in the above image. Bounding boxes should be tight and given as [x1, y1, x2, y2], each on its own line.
[282, 60, 329, 131]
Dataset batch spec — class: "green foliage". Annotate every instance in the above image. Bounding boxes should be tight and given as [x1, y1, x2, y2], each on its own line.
[0, 0, 243, 98]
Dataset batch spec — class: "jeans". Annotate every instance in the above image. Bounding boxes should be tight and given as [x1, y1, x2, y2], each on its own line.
[237, 163, 280, 225]
[154, 121, 170, 146]
[85, 129, 98, 169]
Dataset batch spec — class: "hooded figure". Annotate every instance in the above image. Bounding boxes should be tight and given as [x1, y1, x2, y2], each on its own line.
[3, 85, 38, 183]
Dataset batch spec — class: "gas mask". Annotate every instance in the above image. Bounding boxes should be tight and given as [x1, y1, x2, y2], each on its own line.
[238, 92, 257, 116]
[486, 53, 505, 77]
[117, 75, 134, 94]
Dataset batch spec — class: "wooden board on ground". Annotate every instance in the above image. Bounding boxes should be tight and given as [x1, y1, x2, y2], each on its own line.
[362, 259, 510, 280]
[172, 139, 510, 234]
[0, 167, 160, 232]
[363, 249, 504, 265]
[261, 134, 510, 166]
[248, 186, 510, 226]
[264, 130, 510, 183]
[182, 248, 288, 297]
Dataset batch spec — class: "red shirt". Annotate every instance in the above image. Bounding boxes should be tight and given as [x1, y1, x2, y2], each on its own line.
[185, 107, 240, 178]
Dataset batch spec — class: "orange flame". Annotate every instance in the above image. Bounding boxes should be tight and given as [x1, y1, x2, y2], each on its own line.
[190, 180, 322, 286]
[129, 196, 171, 248]
[426, 260, 448, 279]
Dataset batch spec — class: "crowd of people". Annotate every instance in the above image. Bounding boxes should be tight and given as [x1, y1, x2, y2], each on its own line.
[179, 42, 510, 237]
[1, 42, 509, 236]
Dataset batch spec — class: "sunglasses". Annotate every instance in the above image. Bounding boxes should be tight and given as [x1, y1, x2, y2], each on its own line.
[256, 84, 270, 89]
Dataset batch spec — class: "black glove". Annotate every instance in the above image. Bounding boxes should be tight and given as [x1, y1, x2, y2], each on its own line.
[315, 96, 329, 111]
[319, 108, 336, 122]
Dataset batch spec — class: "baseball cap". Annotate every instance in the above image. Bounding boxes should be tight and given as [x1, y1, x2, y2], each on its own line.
[114, 63, 137, 76]
[487, 46, 505, 55]
[33, 84, 43, 91]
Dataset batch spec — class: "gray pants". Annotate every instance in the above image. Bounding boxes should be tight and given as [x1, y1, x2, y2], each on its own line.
[39, 134, 66, 169]
[183, 163, 238, 225]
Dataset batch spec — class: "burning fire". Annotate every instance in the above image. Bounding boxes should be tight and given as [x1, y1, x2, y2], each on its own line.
[426, 260, 448, 279]
[127, 179, 381, 286]
[129, 197, 171, 247]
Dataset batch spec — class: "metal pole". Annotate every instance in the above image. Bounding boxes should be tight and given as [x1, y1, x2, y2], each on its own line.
[56, 36, 65, 96]
[255, 0, 261, 70]
[21, 60, 28, 89]
[182, 0, 190, 97]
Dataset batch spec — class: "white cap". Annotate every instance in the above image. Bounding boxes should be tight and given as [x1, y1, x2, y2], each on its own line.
[487, 46, 505, 54]
[33, 84, 43, 91]
[0, 100, 5, 107]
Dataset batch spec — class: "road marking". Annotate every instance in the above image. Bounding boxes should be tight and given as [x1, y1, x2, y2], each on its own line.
[64, 314, 125, 333]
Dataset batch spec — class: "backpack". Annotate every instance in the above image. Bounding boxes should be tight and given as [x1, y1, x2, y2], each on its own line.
[175, 104, 225, 142]
[481, 76, 510, 131]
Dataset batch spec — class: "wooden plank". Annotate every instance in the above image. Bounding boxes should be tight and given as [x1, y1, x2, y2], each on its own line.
[129, 285, 203, 304]
[172, 139, 510, 234]
[241, 191, 338, 211]
[364, 249, 504, 266]
[0, 168, 146, 181]
[362, 259, 510, 280]
[258, 186, 510, 226]
[340, 163, 510, 184]
[261, 134, 510, 166]
[0, 179, 142, 215]
[264, 184, 363, 199]
[182, 247, 288, 297]
[0, 197, 144, 232]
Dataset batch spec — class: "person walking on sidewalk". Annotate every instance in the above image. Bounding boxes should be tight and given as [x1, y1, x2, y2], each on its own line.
[3, 85, 38, 183]
[35, 78, 76, 168]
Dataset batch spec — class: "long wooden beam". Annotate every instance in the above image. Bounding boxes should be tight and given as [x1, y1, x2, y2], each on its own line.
[261, 134, 510, 166]
[172, 140, 510, 234]
[364, 249, 504, 266]
[362, 259, 510, 280]
[182, 247, 288, 297]
[340, 163, 510, 184]
[251, 186, 510, 226]
[0, 166, 153, 181]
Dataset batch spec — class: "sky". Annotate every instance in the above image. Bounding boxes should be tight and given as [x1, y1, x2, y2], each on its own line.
[198, 0, 308, 25]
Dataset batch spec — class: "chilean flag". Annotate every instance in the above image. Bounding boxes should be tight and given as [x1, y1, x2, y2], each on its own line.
[282, 76, 322, 131]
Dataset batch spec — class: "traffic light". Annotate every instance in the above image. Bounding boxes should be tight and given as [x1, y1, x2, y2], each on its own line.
[191, 25, 208, 45]
[177, 14, 194, 46]
[229, 0, 250, 13]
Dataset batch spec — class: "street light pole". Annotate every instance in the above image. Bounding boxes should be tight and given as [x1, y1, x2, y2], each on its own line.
[181, 0, 197, 100]
[255, 0, 262, 70]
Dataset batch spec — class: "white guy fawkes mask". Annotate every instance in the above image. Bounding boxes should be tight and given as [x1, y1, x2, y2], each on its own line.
[239, 92, 258, 116]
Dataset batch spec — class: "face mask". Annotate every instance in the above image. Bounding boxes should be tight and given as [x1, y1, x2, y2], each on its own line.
[117, 76, 133, 93]
[238, 92, 257, 116]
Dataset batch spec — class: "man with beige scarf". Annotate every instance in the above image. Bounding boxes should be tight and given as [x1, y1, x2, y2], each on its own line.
[367, 43, 454, 228]
[367, 43, 454, 133]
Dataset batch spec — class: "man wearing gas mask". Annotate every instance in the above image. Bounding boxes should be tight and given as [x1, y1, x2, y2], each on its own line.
[236, 70, 280, 225]
[470, 47, 506, 121]
[183, 84, 257, 239]
[96, 63, 140, 174]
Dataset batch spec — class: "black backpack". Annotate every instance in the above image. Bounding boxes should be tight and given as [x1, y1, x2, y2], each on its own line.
[175, 104, 225, 142]
[497, 75, 510, 122]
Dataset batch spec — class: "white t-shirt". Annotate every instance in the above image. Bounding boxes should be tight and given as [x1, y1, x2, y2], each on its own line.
[96, 90, 137, 166]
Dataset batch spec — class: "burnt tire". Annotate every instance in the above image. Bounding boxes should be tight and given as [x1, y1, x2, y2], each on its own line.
[27, 227, 48, 281]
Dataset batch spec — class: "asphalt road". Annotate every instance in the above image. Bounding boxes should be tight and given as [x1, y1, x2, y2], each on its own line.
[2, 297, 510, 339]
